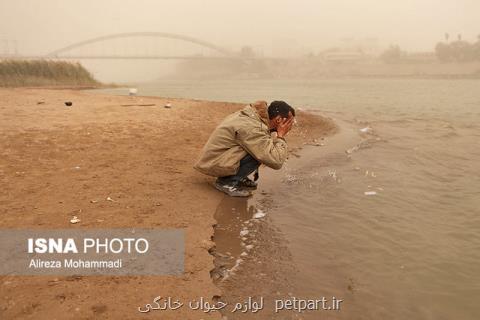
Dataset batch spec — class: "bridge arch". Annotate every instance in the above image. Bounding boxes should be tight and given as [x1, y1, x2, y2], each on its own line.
[46, 32, 234, 57]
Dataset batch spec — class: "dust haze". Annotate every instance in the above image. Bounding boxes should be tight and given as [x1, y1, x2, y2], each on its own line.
[1, 0, 479, 82]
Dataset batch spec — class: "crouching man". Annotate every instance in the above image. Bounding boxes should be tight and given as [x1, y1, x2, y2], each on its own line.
[194, 100, 295, 197]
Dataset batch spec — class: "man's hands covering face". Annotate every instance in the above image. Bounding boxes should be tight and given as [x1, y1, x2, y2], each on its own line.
[277, 115, 295, 139]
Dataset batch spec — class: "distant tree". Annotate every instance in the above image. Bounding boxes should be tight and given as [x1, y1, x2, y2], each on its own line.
[435, 42, 452, 62]
[450, 40, 474, 61]
[435, 39, 477, 62]
[473, 37, 480, 60]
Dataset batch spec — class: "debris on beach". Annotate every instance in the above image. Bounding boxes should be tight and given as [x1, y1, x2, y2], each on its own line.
[164, 103, 172, 108]
[220, 258, 244, 282]
[37, 100, 45, 105]
[70, 216, 81, 224]
[364, 191, 377, 196]
[364, 170, 377, 178]
[64, 101, 73, 107]
[345, 145, 359, 154]
[328, 169, 337, 181]
[359, 126, 372, 134]
[106, 196, 115, 202]
[128, 88, 138, 96]
[253, 210, 266, 219]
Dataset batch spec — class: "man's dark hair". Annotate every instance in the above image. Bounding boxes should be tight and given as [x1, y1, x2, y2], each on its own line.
[268, 101, 295, 119]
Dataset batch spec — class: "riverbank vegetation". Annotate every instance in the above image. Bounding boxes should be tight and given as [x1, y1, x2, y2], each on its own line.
[0, 60, 99, 87]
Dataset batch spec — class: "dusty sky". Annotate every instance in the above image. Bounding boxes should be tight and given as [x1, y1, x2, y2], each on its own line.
[1, 0, 478, 82]
[0, 0, 479, 55]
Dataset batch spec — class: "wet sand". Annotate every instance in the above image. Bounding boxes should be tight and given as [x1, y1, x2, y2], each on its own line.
[0, 88, 336, 319]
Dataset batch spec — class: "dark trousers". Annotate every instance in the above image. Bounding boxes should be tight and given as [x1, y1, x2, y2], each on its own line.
[217, 154, 260, 186]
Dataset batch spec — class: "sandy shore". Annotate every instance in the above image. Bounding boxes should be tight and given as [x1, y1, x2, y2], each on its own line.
[0, 88, 336, 319]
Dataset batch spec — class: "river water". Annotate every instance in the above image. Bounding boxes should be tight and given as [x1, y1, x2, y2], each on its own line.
[98, 78, 479, 319]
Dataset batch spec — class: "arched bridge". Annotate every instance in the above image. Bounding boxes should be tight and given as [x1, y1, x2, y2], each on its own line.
[6, 32, 241, 60]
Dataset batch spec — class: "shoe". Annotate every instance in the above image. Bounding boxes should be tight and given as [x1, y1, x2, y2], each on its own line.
[239, 178, 258, 190]
[214, 181, 251, 197]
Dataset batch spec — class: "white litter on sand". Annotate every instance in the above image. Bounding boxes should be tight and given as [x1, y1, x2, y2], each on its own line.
[70, 216, 81, 224]
[253, 210, 266, 219]
[221, 258, 244, 282]
[345, 145, 359, 154]
[364, 191, 377, 196]
[360, 126, 372, 133]
[328, 169, 337, 181]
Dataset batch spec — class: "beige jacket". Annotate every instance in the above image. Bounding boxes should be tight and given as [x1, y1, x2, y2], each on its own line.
[194, 102, 288, 177]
